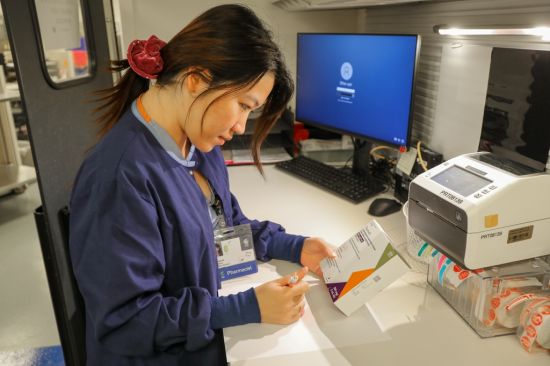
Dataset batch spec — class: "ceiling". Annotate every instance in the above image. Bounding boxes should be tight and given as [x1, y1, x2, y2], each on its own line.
[272, 0, 444, 11]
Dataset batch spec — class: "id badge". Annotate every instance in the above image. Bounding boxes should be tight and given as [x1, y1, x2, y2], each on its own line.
[214, 224, 258, 281]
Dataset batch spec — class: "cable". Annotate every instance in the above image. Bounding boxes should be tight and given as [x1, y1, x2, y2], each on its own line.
[341, 153, 354, 170]
[416, 140, 429, 171]
[369, 145, 399, 161]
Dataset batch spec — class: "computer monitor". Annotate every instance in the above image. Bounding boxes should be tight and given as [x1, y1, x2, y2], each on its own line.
[296, 33, 420, 177]
[479, 47, 550, 172]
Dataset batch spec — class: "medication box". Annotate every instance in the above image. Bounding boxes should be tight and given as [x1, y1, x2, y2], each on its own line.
[320, 220, 409, 316]
[428, 253, 550, 337]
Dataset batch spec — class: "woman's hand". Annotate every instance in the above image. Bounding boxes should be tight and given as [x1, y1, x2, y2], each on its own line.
[300, 237, 336, 277]
[254, 267, 310, 324]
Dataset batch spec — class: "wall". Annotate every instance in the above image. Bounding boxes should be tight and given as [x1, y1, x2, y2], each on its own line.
[115, 0, 359, 106]
[115, 0, 550, 160]
[359, 0, 550, 159]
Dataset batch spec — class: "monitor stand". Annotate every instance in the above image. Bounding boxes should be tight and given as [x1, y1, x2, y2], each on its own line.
[352, 138, 402, 217]
[351, 139, 373, 179]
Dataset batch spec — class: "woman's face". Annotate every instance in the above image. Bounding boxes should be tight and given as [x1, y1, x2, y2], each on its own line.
[183, 72, 275, 153]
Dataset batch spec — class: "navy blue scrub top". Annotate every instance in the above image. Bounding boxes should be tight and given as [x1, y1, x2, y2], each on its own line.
[69, 101, 305, 365]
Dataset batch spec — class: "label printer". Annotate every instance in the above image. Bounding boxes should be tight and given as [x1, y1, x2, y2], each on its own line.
[408, 152, 550, 269]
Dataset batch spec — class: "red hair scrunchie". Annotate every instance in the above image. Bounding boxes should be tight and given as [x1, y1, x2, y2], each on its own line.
[127, 35, 167, 80]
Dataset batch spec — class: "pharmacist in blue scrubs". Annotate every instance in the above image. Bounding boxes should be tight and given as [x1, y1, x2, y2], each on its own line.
[69, 4, 335, 365]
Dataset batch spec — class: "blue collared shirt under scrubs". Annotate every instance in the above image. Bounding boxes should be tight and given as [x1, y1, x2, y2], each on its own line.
[69, 100, 305, 365]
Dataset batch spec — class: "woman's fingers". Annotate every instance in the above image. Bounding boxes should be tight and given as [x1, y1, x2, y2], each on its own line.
[292, 293, 305, 304]
[293, 300, 306, 319]
[282, 266, 309, 286]
[288, 280, 309, 298]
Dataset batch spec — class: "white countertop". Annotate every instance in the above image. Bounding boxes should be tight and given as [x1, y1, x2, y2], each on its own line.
[223, 164, 549, 365]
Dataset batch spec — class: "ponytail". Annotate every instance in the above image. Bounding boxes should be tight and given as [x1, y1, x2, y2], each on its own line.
[93, 61, 149, 138]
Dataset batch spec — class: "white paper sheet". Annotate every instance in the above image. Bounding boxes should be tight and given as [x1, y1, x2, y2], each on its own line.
[220, 261, 391, 362]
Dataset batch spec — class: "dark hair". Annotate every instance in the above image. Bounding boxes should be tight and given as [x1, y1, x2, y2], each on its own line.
[94, 4, 294, 172]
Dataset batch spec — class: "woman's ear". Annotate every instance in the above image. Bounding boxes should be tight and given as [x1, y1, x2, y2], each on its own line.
[183, 69, 210, 97]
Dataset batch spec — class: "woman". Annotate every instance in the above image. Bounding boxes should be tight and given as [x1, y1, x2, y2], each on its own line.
[69, 4, 334, 365]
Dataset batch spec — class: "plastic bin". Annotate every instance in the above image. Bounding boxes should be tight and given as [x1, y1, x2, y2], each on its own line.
[428, 254, 550, 338]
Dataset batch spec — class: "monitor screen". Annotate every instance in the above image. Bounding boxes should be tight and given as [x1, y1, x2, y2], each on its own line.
[479, 47, 550, 172]
[296, 33, 419, 147]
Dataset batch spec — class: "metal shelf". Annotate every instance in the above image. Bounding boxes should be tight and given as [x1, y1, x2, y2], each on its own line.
[0, 69, 36, 196]
[0, 164, 36, 196]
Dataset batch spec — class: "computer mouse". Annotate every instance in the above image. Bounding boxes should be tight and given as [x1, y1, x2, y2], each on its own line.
[368, 198, 402, 217]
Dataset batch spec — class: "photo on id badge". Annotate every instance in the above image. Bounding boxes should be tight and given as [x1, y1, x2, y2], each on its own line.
[217, 236, 252, 262]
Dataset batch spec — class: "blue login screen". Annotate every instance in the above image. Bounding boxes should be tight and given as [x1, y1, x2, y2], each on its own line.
[296, 34, 418, 146]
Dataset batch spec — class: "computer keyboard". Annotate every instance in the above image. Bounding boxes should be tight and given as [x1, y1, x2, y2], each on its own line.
[275, 155, 384, 203]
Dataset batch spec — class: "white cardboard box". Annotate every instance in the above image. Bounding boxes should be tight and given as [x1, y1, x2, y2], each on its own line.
[320, 220, 409, 316]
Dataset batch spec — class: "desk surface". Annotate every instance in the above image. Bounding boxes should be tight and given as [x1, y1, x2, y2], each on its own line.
[224, 165, 549, 366]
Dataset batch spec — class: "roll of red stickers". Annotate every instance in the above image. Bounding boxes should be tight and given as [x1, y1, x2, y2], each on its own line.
[484, 288, 522, 327]
[538, 305, 550, 349]
[496, 292, 537, 328]
[517, 298, 550, 352]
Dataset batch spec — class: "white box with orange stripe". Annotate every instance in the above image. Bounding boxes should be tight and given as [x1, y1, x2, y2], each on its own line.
[320, 220, 409, 316]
